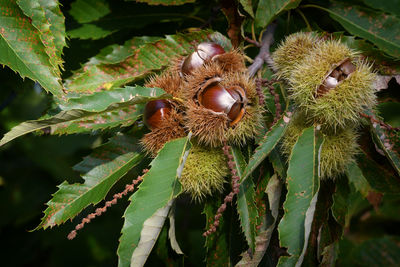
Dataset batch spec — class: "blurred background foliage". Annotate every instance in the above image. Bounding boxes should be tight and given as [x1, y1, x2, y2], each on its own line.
[0, 0, 400, 266]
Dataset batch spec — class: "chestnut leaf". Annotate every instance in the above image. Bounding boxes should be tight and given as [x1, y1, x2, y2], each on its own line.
[0, 86, 168, 146]
[16, 0, 66, 75]
[118, 136, 191, 267]
[277, 126, 323, 267]
[64, 30, 231, 95]
[35, 134, 144, 230]
[0, 0, 64, 97]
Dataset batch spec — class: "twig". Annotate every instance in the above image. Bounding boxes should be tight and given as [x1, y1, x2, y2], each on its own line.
[248, 22, 277, 77]
[203, 142, 240, 237]
[244, 36, 261, 47]
[67, 169, 149, 240]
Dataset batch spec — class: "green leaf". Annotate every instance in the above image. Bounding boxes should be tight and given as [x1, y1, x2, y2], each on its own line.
[377, 102, 400, 128]
[127, 0, 195, 5]
[255, 0, 301, 29]
[326, 2, 400, 58]
[232, 146, 258, 253]
[236, 174, 283, 266]
[131, 200, 174, 267]
[36, 134, 144, 229]
[363, 0, 400, 17]
[356, 152, 400, 193]
[338, 34, 400, 74]
[269, 147, 287, 180]
[49, 106, 144, 135]
[345, 161, 371, 198]
[277, 126, 323, 267]
[0, 0, 63, 97]
[69, 0, 110, 24]
[89, 36, 162, 65]
[241, 114, 290, 183]
[118, 136, 191, 267]
[364, 109, 400, 176]
[331, 177, 350, 230]
[16, 0, 66, 73]
[0, 86, 167, 145]
[59, 86, 166, 112]
[239, 0, 254, 17]
[64, 30, 230, 95]
[67, 23, 114, 40]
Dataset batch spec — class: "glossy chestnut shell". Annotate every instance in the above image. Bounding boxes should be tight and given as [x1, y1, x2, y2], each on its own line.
[181, 42, 225, 75]
[143, 99, 172, 130]
[198, 83, 247, 126]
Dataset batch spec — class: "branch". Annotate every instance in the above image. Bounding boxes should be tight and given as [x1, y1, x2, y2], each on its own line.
[248, 22, 277, 77]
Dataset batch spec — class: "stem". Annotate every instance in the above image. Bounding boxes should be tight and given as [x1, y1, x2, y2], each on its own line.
[247, 22, 277, 77]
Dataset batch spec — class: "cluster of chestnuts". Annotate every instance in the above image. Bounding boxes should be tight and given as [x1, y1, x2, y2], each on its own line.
[272, 32, 377, 178]
[141, 42, 263, 200]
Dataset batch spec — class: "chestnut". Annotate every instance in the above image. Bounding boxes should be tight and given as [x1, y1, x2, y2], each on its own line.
[143, 99, 172, 130]
[317, 58, 356, 97]
[181, 42, 225, 75]
[198, 83, 246, 126]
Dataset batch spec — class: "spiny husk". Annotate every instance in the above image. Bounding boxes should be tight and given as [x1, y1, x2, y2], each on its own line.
[320, 128, 359, 179]
[272, 32, 320, 80]
[221, 72, 263, 145]
[281, 112, 359, 179]
[280, 111, 310, 156]
[183, 62, 225, 100]
[141, 108, 186, 156]
[288, 40, 376, 130]
[185, 101, 229, 147]
[180, 144, 228, 201]
[213, 50, 247, 72]
[184, 63, 263, 146]
[145, 66, 183, 98]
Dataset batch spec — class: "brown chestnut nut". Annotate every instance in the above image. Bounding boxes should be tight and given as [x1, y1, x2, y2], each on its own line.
[181, 42, 225, 75]
[143, 99, 172, 130]
[198, 83, 246, 126]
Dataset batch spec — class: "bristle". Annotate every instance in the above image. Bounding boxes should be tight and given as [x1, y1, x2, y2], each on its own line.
[141, 108, 186, 156]
[272, 32, 320, 80]
[288, 40, 376, 130]
[183, 62, 225, 101]
[145, 68, 183, 98]
[220, 71, 258, 101]
[319, 128, 359, 179]
[280, 111, 310, 156]
[180, 144, 228, 201]
[289, 41, 375, 129]
[213, 50, 247, 72]
[309, 61, 377, 130]
[184, 67, 263, 147]
[184, 101, 229, 147]
[281, 113, 359, 179]
[225, 104, 264, 145]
